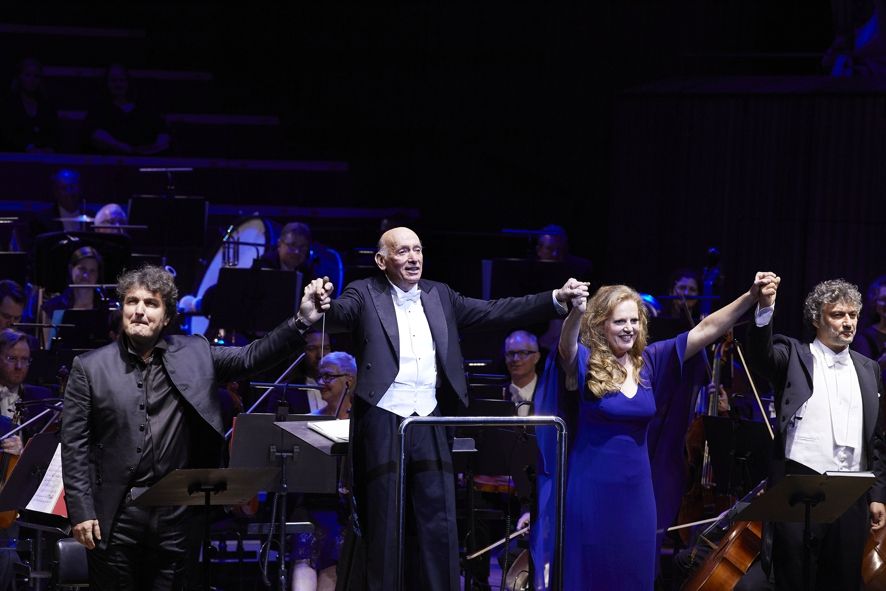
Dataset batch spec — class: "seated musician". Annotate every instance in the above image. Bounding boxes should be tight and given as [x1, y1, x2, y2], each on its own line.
[93, 203, 128, 234]
[0, 282, 24, 332]
[0, 328, 54, 453]
[466, 330, 542, 591]
[291, 352, 355, 591]
[253, 222, 315, 274]
[0, 329, 55, 590]
[262, 329, 331, 414]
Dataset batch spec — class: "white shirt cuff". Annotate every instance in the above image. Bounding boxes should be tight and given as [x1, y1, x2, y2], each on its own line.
[552, 291, 568, 315]
[755, 305, 774, 327]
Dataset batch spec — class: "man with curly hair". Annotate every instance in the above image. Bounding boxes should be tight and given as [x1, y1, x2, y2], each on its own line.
[61, 265, 333, 590]
[746, 278, 886, 590]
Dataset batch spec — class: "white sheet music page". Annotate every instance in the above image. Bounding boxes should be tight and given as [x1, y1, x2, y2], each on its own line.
[25, 443, 67, 517]
[308, 419, 350, 443]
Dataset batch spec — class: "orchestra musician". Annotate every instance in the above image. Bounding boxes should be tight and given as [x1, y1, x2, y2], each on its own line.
[60, 266, 333, 590]
[291, 352, 356, 591]
[0, 328, 55, 590]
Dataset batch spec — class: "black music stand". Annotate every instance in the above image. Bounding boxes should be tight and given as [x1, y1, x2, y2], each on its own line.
[133, 467, 279, 591]
[0, 433, 66, 529]
[0, 252, 27, 285]
[701, 416, 771, 498]
[229, 414, 341, 591]
[465, 398, 515, 417]
[52, 308, 111, 350]
[229, 414, 339, 494]
[127, 194, 206, 250]
[737, 471, 875, 590]
[211, 268, 300, 335]
[30, 231, 131, 293]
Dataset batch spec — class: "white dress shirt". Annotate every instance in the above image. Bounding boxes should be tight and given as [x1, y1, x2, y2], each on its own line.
[0, 384, 20, 419]
[757, 305, 865, 473]
[509, 376, 538, 417]
[376, 283, 439, 418]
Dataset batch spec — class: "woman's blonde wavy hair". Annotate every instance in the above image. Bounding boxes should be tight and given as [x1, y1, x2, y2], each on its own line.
[579, 285, 649, 398]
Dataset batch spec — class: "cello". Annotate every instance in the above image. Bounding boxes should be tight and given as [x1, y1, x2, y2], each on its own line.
[679, 341, 776, 590]
[680, 480, 766, 591]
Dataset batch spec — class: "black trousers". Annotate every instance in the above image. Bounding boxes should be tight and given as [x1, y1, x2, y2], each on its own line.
[353, 401, 459, 591]
[772, 461, 868, 591]
[86, 497, 190, 591]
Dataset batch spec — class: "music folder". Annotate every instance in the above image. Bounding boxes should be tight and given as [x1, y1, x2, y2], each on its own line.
[0, 432, 70, 533]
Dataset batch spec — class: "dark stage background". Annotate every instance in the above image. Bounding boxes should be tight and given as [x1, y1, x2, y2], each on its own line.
[1, 2, 882, 339]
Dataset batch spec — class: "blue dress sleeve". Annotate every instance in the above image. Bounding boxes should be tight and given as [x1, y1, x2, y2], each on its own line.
[531, 344, 586, 589]
[644, 332, 709, 560]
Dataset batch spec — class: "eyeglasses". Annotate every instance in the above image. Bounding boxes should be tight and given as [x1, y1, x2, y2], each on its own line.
[280, 241, 309, 254]
[317, 373, 348, 383]
[505, 350, 539, 360]
[3, 356, 31, 367]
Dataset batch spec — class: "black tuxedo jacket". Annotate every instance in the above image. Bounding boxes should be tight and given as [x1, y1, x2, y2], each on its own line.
[746, 320, 886, 502]
[324, 275, 559, 409]
[60, 318, 306, 547]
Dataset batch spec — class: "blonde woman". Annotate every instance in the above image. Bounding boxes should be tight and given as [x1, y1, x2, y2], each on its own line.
[550, 272, 778, 590]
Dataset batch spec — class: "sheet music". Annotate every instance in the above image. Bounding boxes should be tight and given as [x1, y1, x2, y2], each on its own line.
[308, 419, 350, 443]
[26, 443, 67, 517]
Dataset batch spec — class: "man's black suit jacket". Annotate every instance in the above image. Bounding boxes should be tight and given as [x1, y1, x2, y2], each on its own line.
[324, 275, 559, 410]
[61, 318, 306, 548]
[746, 320, 886, 501]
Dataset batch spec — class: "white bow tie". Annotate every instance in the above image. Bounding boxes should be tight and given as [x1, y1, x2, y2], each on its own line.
[395, 289, 421, 306]
[826, 350, 851, 368]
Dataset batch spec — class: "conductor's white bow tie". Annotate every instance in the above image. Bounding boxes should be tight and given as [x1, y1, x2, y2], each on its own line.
[395, 289, 421, 306]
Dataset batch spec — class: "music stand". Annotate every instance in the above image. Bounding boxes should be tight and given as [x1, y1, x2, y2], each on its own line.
[133, 467, 279, 591]
[127, 194, 207, 250]
[0, 253, 27, 285]
[211, 268, 300, 335]
[229, 414, 339, 494]
[30, 231, 131, 293]
[52, 308, 111, 350]
[229, 414, 341, 591]
[0, 433, 66, 529]
[465, 399, 516, 418]
[701, 416, 771, 498]
[736, 471, 875, 590]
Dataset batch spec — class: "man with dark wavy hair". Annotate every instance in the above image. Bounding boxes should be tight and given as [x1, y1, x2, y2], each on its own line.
[61, 265, 333, 590]
[747, 278, 886, 590]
